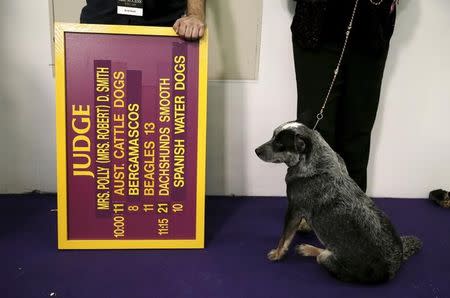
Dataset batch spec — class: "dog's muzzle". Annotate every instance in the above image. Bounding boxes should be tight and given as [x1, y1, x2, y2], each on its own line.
[255, 144, 272, 162]
[255, 146, 264, 158]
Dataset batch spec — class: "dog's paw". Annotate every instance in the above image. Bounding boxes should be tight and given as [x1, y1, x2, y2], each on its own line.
[316, 250, 332, 264]
[267, 249, 284, 261]
[296, 244, 320, 257]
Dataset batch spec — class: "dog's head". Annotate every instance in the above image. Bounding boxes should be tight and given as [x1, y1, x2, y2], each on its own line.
[255, 121, 312, 167]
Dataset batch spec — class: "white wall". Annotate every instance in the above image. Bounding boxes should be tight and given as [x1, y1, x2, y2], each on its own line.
[0, 1, 56, 193]
[1, 0, 449, 198]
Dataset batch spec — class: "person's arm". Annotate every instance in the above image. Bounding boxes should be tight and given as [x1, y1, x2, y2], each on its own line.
[173, 0, 206, 40]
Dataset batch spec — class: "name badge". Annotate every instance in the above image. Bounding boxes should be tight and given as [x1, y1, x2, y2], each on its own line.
[117, 0, 144, 17]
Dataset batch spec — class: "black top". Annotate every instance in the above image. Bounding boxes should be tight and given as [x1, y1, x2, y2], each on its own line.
[80, 0, 187, 26]
[291, 0, 396, 52]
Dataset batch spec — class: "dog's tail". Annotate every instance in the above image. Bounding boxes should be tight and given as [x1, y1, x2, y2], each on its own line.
[401, 236, 422, 261]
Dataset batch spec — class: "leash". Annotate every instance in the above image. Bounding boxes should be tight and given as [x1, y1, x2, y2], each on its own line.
[313, 0, 360, 130]
[312, 0, 397, 130]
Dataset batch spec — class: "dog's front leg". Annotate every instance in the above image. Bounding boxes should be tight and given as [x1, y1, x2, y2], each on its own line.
[268, 207, 302, 261]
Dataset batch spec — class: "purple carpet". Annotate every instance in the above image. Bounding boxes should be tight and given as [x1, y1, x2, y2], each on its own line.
[1, 194, 449, 298]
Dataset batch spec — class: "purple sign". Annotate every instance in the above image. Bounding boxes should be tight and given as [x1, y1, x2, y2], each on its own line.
[56, 24, 207, 249]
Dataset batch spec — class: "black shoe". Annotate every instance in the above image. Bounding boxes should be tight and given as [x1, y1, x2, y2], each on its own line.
[429, 189, 450, 208]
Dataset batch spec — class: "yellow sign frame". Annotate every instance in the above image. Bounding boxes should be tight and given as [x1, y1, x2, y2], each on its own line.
[55, 23, 208, 249]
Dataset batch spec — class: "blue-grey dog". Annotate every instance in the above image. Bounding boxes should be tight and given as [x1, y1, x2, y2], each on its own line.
[255, 121, 422, 283]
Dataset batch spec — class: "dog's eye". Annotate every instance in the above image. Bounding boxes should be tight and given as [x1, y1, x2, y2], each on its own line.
[274, 141, 285, 151]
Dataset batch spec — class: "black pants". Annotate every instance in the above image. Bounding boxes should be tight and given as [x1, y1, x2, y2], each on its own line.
[293, 39, 389, 192]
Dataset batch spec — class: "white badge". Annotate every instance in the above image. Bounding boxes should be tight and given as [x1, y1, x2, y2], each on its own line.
[117, 0, 144, 17]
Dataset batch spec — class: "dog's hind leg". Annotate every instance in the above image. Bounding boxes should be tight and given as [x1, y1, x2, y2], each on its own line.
[267, 207, 302, 261]
[316, 251, 354, 282]
[295, 244, 324, 257]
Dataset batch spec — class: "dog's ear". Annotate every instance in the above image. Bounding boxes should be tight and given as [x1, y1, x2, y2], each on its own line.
[294, 134, 306, 153]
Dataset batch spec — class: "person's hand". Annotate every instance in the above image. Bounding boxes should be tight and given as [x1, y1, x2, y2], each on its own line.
[173, 15, 205, 41]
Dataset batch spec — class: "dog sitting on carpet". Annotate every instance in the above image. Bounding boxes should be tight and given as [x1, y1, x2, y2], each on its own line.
[255, 121, 422, 283]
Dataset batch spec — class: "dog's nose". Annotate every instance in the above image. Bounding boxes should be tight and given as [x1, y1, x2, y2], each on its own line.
[255, 147, 262, 156]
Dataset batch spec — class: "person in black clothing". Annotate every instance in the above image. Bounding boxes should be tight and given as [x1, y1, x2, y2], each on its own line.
[291, 0, 397, 192]
[80, 0, 206, 40]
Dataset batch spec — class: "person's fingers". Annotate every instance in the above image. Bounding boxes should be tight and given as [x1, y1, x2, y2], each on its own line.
[184, 26, 193, 40]
[198, 25, 205, 39]
[191, 26, 199, 40]
[174, 16, 206, 40]
[178, 22, 187, 37]
[173, 19, 181, 33]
